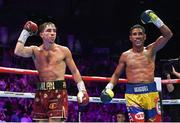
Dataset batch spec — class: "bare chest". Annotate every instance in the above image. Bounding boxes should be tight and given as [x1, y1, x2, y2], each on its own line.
[126, 52, 153, 68]
[34, 49, 65, 65]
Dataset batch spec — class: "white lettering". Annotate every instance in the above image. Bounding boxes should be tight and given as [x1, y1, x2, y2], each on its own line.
[134, 86, 148, 92]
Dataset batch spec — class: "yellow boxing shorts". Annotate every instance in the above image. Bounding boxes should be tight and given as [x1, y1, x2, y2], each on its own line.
[125, 82, 162, 122]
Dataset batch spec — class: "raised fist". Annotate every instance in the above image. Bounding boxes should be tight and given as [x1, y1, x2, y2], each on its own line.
[140, 10, 164, 28]
[24, 21, 38, 35]
[77, 91, 89, 106]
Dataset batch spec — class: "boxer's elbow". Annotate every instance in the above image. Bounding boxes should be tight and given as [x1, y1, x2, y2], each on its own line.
[14, 49, 20, 56]
[14, 47, 22, 56]
[165, 30, 173, 40]
[14, 42, 24, 56]
[167, 31, 173, 40]
[162, 26, 173, 40]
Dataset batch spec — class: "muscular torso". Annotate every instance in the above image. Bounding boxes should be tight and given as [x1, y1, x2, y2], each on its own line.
[33, 45, 66, 82]
[124, 48, 155, 83]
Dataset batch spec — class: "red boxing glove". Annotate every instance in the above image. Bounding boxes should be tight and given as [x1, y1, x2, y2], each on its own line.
[18, 21, 38, 43]
[24, 21, 38, 35]
[77, 91, 89, 106]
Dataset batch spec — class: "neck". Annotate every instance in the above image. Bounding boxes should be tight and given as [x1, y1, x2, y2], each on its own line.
[133, 46, 144, 53]
[43, 42, 55, 50]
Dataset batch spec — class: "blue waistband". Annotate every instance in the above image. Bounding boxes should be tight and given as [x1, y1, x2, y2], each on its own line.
[126, 82, 157, 94]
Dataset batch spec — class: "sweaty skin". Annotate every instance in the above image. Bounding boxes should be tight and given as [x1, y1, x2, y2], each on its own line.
[123, 47, 155, 83]
[110, 25, 172, 84]
[15, 24, 82, 83]
[33, 44, 69, 81]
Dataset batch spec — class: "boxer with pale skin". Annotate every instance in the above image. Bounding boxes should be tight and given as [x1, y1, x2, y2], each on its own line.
[14, 21, 89, 122]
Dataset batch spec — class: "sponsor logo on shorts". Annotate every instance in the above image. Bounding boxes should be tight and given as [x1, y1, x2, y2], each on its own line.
[49, 103, 57, 110]
[135, 112, 144, 120]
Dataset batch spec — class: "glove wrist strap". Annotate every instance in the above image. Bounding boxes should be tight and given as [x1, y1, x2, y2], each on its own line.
[153, 18, 164, 28]
[77, 81, 86, 91]
[18, 29, 30, 44]
[105, 83, 114, 90]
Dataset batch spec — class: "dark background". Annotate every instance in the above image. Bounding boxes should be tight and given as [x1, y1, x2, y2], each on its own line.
[0, 0, 179, 60]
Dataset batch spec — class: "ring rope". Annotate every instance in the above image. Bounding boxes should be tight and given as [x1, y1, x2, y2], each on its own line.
[1, 66, 180, 84]
[1, 66, 180, 105]
[0, 67, 127, 83]
[0, 91, 179, 105]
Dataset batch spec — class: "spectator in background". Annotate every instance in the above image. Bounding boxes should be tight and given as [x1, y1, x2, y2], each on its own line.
[116, 112, 126, 122]
[166, 66, 180, 121]
[172, 65, 180, 78]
